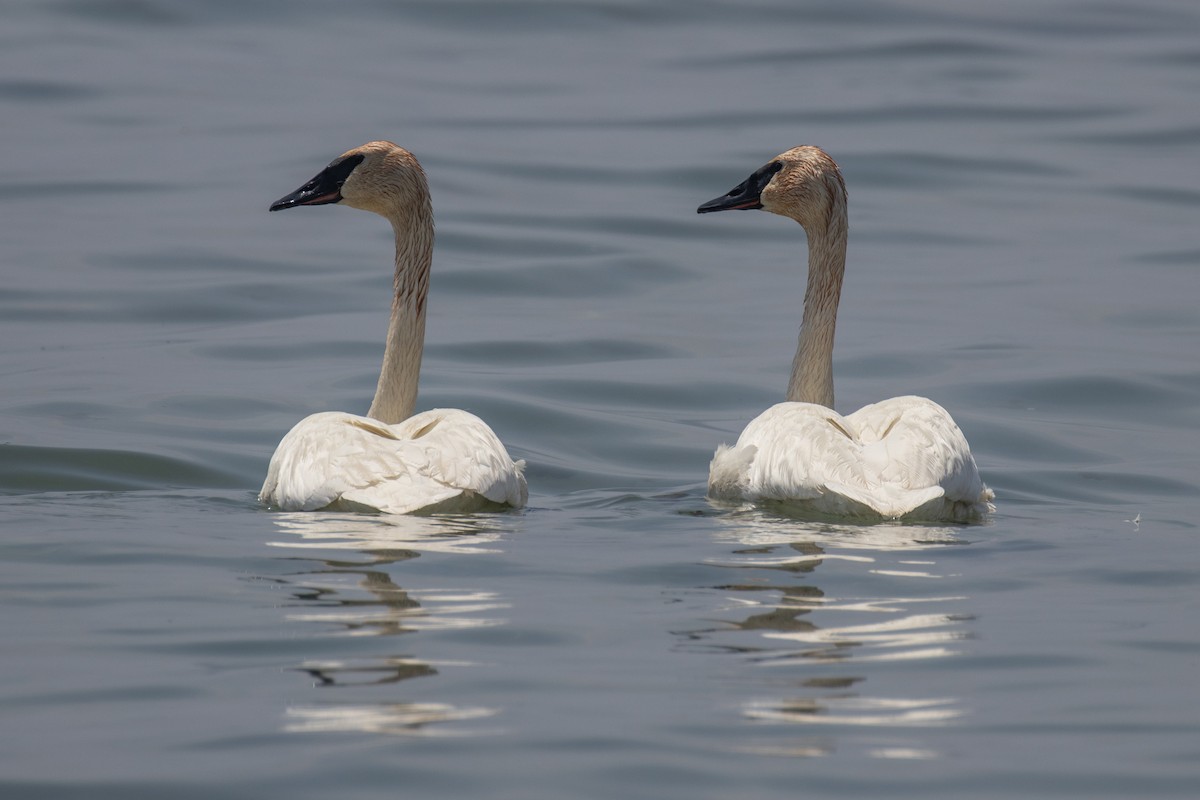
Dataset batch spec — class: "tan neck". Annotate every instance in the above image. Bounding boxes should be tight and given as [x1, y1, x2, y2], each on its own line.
[366, 214, 433, 424]
[785, 211, 847, 409]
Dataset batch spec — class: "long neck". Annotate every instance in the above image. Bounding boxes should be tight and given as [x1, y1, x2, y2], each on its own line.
[366, 208, 433, 424]
[785, 209, 847, 409]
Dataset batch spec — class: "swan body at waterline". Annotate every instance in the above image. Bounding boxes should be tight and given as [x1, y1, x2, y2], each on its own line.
[698, 146, 992, 521]
[259, 142, 526, 514]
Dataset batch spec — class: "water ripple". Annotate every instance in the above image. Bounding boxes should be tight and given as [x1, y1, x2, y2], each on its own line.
[682, 511, 974, 752]
[0, 78, 100, 102]
[670, 37, 1026, 69]
[0, 443, 238, 494]
[264, 512, 512, 738]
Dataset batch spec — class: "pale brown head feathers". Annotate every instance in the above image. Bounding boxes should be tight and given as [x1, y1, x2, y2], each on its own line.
[698, 145, 848, 235]
[758, 146, 848, 233]
[336, 141, 432, 221]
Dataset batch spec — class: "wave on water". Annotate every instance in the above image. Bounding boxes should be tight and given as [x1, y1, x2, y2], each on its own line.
[0, 443, 241, 495]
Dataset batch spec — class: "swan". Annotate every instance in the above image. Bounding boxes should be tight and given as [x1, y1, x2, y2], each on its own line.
[697, 146, 993, 521]
[259, 141, 527, 514]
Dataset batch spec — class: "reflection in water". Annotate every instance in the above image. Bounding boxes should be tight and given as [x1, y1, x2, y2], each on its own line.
[710, 511, 967, 550]
[299, 656, 439, 687]
[268, 511, 505, 555]
[754, 604, 970, 664]
[284, 702, 499, 737]
[744, 695, 962, 726]
[698, 509, 977, 758]
[265, 512, 512, 737]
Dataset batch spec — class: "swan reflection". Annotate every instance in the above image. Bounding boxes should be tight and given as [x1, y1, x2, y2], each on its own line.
[265, 511, 512, 737]
[267, 511, 505, 555]
[284, 702, 500, 737]
[709, 509, 968, 550]
[298, 656, 439, 687]
[744, 695, 962, 727]
[753, 605, 970, 664]
[697, 509, 977, 756]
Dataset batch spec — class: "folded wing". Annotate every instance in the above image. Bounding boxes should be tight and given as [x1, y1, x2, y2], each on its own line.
[709, 396, 992, 521]
[261, 409, 527, 514]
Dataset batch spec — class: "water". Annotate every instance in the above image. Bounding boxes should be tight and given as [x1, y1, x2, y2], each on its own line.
[3, 1, 1199, 797]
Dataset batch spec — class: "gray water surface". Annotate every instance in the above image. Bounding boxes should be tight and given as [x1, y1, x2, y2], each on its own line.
[3, 1, 1199, 798]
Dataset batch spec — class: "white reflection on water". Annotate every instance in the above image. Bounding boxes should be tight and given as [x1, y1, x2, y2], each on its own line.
[263, 511, 513, 737]
[268, 511, 510, 635]
[696, 510, 976, 751]
[744, 696, 962, 727]
[868, 746, 942, 760]
[756, 608, 969, 664]
[284, 582, 508, 635]
[284, 702, 500, 737]
[266, 511, 506, 554]
[709, 509, 969, 551]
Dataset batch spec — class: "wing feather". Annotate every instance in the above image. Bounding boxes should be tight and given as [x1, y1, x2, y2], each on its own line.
[708, 397, 992, 521]
[260, 409, 527, 514]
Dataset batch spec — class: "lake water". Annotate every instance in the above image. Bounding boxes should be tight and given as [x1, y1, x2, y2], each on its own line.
[3, 1, 1199, 797]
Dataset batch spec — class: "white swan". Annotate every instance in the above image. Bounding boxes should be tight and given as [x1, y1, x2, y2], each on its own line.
[698, 146, 992, 521]
[259, 141, 527, 514]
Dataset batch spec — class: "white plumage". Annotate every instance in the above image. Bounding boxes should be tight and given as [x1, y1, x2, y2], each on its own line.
[699, 146, 992, 521]
[259, 142, 526, 514]
[261, 409, 527, 514]
[708, 396, 989, 521]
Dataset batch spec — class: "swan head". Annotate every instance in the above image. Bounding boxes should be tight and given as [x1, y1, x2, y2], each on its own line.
[697, 146, 846, 232]
[270, 141, 430, 220]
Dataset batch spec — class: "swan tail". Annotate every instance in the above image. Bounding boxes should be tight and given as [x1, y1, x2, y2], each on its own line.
[477, 457, 528, 508]
[708, 444, 757, 500]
